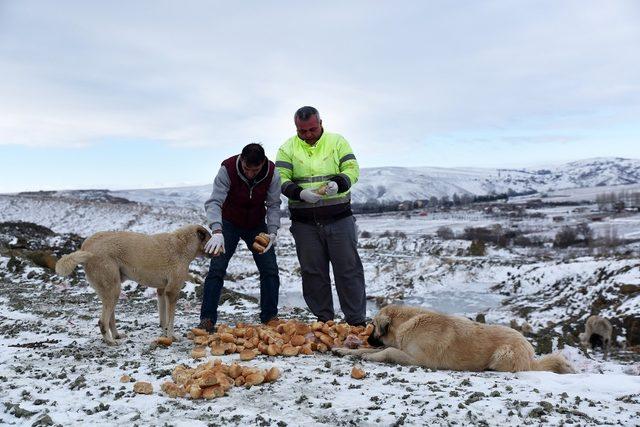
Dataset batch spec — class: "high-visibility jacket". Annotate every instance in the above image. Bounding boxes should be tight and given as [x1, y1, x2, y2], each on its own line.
[276, 131, 359, 224]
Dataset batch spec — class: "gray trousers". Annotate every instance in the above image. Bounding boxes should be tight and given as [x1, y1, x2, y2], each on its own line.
[289, 216, 366, 325]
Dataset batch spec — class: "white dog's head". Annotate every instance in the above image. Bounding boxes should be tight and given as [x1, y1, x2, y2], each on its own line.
[174, 224, 212, 258]
[195, 225, 213, 258]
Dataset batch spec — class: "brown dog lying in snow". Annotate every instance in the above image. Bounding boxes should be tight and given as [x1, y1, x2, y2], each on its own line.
[335, 305, 575, 374]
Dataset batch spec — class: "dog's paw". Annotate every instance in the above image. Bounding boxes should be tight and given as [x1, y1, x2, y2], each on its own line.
[114, 332, 127, 339]
[331, 348, 347, 356]
[104, 338, 119, 346]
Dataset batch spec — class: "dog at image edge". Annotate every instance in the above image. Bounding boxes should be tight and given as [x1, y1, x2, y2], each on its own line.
[55, 224, 211, 345]
[335, 305, 575, 374]
[579, 315, 613, 360]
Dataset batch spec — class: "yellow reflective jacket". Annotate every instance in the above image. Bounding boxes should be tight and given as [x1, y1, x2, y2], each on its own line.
[276, 131, 359, 223]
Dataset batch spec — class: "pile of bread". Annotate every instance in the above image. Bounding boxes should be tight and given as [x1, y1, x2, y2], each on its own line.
[188, 319, 373, 359]
[130, 359, 280, 399]
[132, 320, 373, 398]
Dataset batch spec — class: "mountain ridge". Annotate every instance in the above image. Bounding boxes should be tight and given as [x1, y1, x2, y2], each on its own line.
[12, 157, 640, 207]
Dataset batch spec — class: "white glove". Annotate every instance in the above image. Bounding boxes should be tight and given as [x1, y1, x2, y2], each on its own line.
[325, 181, 339, 196]
[262, 233, 277, 253]
[300, 188, 322, 204]
[204, 233, 225, 255]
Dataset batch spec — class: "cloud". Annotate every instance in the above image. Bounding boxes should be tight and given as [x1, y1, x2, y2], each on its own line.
[0, 0, 638, 167]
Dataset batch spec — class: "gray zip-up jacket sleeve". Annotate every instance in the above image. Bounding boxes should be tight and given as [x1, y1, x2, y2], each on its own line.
[204, 166, 282, 235]
[265, 169, 282, 234]
[204, 166, 230, 232]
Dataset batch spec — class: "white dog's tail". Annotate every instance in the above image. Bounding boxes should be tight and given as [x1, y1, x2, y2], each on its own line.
[531, 352, 575, 374]
[55, 250, 94, 276]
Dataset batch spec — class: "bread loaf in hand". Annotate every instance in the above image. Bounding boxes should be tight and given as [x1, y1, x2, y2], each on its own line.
[252, 233, 270, 254]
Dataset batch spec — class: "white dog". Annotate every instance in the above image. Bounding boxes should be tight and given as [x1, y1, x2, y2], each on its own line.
[56, 225, 211, 345]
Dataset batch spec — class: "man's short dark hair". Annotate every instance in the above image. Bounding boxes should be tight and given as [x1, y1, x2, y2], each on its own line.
[241, 143, 266, 166]
[295, 106, 320, 122]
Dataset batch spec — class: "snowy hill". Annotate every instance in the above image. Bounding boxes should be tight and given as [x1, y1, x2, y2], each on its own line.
[9, 157, 637, 208]
[108, 157, 640, 207]
[356, 157, 640, 204]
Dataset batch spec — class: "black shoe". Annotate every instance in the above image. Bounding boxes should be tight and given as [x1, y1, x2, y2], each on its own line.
[197, 318, 216, 333]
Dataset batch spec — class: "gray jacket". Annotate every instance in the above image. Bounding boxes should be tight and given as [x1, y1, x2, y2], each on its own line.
[204, 161, 282, 234]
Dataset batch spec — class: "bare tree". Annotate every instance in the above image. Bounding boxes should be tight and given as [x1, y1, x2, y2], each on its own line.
[576, 222, 593, 245]
[554, 226, 578, 248]
[436, 226, 455, 240]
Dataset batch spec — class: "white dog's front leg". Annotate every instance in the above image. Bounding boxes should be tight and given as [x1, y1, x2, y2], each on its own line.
[164, 288, 181, 341]
[157, 288, 167, 330]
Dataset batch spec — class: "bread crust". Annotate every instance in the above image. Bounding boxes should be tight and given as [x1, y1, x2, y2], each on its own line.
[252, 233, 270, 253]
[255, 233, 270, 246]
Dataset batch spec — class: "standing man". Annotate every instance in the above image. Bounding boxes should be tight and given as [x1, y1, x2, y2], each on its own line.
[199, 143, 281, 332]
[276, 106, 366, 326]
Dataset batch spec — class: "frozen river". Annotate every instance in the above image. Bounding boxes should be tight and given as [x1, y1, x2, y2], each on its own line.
[263, 287, 503, 320]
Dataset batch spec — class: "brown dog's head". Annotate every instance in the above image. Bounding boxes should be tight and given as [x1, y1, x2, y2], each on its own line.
[367, 307, 394, 347]
[368, 304, 428, 347]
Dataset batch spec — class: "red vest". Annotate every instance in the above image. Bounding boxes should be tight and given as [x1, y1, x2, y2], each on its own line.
[221, 155, 275, 230]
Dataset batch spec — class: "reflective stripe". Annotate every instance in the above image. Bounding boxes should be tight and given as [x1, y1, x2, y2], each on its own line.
[289, 193, 351, 208]
[339, 153, 356, 165]
[337, 173, 351, 187]
[292, 175, 334, 184]
[275, 160, 293, 170]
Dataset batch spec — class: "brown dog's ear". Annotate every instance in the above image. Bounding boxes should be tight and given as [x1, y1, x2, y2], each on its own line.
[377, 315, 390, 337]
[196, 227, 210, 242]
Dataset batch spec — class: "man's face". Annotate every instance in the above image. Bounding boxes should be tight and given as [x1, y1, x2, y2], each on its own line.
[241, 159, 265, 180]
[295, 115, 323, 145]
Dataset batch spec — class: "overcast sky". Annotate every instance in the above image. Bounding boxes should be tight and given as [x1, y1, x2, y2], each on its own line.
[1, 1, 639, 192]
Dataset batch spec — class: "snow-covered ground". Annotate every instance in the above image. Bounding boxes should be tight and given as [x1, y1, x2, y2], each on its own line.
[1, 258, 639, 426]
[1, 186, 639, 425]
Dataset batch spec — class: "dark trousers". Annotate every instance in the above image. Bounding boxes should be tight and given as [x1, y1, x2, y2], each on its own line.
[200, 220, 279, 325]
[289, 215, 366, 325]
